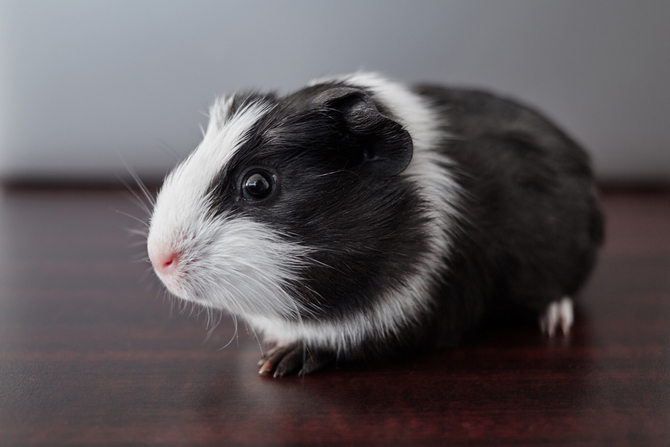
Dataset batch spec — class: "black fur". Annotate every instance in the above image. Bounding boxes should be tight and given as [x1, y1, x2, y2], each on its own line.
[207, 84, 430, 322]
[205, 81, 603, 375]
[415, 86, 603, 350]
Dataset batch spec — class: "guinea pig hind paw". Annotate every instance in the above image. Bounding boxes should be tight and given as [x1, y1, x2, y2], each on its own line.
[539, 297, 574, 337]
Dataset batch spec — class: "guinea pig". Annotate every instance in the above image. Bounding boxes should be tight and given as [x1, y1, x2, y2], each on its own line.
[147, 72, 603, 377]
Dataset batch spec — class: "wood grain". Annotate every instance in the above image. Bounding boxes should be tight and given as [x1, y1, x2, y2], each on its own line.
[0, 188, 668, 446]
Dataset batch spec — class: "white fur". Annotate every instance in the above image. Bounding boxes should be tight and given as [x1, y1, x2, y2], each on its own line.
[150, 73, 462, 353]
[148, 99, 315, 319]
[155, 214, 313, 319]
[246, 73, 461, 351]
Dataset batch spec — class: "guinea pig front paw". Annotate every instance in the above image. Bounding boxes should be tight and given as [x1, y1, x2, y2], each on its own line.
[258, 342, 333, 377]
[539, 296, 574, 337]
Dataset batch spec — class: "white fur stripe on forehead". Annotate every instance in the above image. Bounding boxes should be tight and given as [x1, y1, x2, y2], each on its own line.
[163, 100, 271, 200]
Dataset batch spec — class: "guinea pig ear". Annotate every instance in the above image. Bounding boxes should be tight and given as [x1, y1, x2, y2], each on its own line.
[317, 88, 414, 177]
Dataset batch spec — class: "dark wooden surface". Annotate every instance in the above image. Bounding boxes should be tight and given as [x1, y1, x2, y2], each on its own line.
[0, 188, 668, 446]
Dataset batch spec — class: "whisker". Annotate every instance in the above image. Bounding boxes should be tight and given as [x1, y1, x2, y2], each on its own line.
[121, 160, 157, 209]
[120, 182, 153, 216]
[156, 138, 185, 162]
[115, 172, 154, 218]
[141, 266, 156, 282]
[217, 314, 239, 350]
[128, 240, 149, 249]
[130, 254, 149, 263]
[247, 322, 264, 355]
[111, 208, 149, 228]
[113, 152, 152, 209]
[125, 228, 149, 238]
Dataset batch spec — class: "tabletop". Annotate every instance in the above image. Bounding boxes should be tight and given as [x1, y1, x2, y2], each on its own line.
[0, 187, 668, 446]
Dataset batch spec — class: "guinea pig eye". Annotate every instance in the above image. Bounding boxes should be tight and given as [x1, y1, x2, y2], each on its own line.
[242, 170, 274, 201]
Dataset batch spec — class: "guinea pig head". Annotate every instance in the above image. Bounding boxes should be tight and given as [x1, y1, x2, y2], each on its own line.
[147, 85, 427, 323]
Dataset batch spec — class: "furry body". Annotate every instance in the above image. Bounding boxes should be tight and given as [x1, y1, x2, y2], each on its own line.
[147, 73, 603, 376]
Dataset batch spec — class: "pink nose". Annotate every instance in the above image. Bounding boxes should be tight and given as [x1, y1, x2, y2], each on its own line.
[149, 250, 180, 277]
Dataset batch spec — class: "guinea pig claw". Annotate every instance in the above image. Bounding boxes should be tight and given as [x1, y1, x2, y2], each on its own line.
[273, 349, 305, 378]
[540, 297, 574, 337]
[259, 345, 283, 363]
[258, 345, 293, 375]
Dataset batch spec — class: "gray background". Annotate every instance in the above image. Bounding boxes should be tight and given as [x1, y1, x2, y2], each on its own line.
[1, 0, 668, 183]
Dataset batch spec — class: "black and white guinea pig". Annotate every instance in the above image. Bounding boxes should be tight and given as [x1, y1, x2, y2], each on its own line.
[147, 72, 603, 377]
